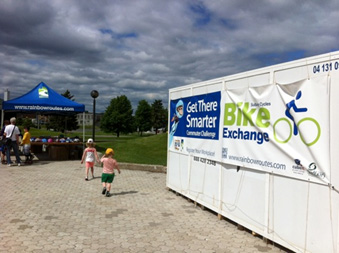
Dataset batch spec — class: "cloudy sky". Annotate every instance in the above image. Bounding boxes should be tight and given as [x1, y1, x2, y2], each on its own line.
[1, 0, 338, 112]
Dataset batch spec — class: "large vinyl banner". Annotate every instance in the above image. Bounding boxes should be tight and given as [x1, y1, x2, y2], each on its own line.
[169, 91, 221, 160]
[169, 76, 330, 184]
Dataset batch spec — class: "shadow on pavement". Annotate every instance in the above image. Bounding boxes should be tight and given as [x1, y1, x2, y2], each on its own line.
[111, 190, 138, 196]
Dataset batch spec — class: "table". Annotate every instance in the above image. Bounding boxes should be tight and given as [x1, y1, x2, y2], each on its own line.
[31, 142, 84, 160]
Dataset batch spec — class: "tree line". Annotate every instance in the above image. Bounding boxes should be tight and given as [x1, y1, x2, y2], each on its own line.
[101, 95, 167, 137]
[42, 90, 168, 136]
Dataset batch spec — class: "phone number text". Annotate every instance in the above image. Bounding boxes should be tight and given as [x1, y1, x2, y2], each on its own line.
[193, 156, 216, 166]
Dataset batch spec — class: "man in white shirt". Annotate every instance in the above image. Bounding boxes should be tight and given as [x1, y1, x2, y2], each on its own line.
[4, 117, 22, 166]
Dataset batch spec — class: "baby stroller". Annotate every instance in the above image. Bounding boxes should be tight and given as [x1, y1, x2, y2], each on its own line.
[23, 144, 34, 165]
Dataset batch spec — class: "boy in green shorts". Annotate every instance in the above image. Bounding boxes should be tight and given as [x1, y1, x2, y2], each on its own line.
[101, 148, 121, 197]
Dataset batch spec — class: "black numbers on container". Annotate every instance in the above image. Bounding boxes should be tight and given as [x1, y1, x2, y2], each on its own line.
[313, 61, 339, 74]
[313, 65, 320, 73]
[322, 63, 332, 72]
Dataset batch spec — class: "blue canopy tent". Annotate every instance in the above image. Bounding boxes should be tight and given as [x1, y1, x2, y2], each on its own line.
[2, 82, 85, 113]
[2, 82, 86, 143]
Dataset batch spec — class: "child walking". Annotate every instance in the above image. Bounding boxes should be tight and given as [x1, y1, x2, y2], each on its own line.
[81, 138, 100, 181]
[101, 148, 120, 197]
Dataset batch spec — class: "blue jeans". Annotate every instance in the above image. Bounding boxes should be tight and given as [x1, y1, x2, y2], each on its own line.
[6, 141, 21, 164]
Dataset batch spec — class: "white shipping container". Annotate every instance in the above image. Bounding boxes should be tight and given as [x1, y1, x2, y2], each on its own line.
[167, 51, 339, 253]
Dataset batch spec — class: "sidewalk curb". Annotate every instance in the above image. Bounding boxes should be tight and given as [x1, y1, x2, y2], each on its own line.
[119, 162, 167, 173]
[94, 162, 167, 173]
[95, 152, 167, 173]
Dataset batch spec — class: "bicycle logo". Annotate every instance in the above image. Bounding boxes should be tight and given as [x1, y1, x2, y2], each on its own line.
[273, 91, 321, 146]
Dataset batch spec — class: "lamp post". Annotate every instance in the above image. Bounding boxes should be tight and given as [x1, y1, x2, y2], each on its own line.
[90, 90, 99, 142]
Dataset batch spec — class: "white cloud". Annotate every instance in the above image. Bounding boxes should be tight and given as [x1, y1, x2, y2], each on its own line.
[0, 0, 338, 113]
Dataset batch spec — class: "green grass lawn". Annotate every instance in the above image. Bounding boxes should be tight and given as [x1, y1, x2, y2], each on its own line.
[95, 133, 168, 166]
[28, 127, 168, 165]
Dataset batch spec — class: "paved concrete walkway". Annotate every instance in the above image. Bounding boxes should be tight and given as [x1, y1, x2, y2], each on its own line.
[0, 160, 288, 253]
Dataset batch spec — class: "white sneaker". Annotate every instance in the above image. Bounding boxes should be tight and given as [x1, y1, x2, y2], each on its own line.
[7, 164, 12, 167]
[18, 163, 21, 167]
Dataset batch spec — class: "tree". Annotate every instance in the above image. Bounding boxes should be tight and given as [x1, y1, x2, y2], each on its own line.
[46, 90, 79, 133]
[135, 100, 152, 136]
[16, 117, 24, 126]
[100, 95, 134, 137]
[151, 100, 167, 134]
[163, 107, 168, 132]
[22, 117, 35, 129]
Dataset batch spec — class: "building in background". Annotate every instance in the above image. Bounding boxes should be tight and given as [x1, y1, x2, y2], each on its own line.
[76, 112, 103, 126]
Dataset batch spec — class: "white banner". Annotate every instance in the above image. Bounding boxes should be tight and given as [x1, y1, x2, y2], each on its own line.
[221, 76, 329, 184]
[169, 76, 330, 184]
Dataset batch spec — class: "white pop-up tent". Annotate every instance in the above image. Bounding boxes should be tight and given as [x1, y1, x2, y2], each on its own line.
[167, 51, 339, 252]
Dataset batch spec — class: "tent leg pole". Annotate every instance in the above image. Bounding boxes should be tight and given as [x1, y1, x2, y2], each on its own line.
[1, 110, 4, 128]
